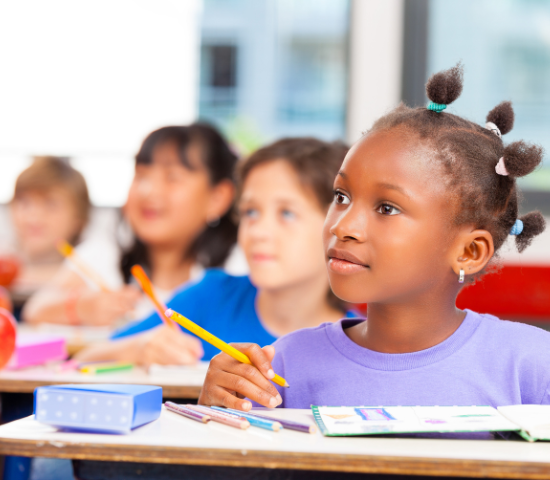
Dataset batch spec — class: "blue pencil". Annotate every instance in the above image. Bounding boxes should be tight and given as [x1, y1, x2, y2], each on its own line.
[211, 406, 282, 432]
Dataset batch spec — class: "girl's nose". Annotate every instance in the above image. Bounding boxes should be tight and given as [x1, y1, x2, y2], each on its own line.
[137, 177, 162, 197]
[329, 205, 367, 242]
[248, 213, 275, 241]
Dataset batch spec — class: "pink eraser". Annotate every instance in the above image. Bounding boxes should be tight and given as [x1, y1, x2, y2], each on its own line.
[165, 309, 173, 317]
[6, 334, 67, 369]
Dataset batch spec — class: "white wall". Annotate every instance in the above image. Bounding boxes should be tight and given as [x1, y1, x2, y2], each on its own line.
[346, 0, 404, 144]
[0, 0, 202, 206]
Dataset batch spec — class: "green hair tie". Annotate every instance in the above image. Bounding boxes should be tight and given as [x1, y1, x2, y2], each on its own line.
[427, 101, 446, 112]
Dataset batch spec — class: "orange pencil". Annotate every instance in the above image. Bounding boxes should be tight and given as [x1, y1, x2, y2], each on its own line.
[130, 265, 176, 329]
[56, 240, 111, 292]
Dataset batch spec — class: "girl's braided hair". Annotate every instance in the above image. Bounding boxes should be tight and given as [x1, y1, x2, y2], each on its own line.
[370, 63, 546, 256]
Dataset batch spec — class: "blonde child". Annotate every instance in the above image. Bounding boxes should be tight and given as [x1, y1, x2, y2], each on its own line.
[6, 157, 90, 305]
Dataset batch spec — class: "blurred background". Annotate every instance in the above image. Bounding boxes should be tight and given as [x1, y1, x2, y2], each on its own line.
[0, 0, 548, 319]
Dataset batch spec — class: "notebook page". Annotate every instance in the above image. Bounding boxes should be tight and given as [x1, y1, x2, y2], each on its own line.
[498, 405, 550, 440]
[313, 405, 518, 436]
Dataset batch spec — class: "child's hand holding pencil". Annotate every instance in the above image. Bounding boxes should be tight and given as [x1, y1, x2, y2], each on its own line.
[198, 342, 283, 412]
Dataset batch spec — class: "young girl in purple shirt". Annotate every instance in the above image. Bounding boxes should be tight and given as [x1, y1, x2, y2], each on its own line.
[199, 64, 549, 411]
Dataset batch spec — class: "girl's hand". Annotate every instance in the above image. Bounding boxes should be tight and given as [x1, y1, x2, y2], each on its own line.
[76, 286, 141, 326]
[132, 324, 204, 367]
[198, 343, 282, 412]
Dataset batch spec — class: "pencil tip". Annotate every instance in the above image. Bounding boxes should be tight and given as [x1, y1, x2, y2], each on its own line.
[284, 382, 290, 388]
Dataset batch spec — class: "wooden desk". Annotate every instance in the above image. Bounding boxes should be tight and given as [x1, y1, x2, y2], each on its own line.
[0, 363, 208, 399]
[1, 408, 550, 478]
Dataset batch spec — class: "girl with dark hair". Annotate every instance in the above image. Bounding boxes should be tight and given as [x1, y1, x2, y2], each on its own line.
[199, 64, 550, 413]
[23, 124, 238, 355]
[75, 137, 357, 367]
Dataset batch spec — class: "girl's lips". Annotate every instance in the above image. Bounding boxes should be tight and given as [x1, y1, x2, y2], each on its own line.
[141, 209, 163, 220]
[251, 254, 276, 262]
[328, 257, 368, 275]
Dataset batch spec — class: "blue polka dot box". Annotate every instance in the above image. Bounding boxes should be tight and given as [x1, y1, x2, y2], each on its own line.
[34, 384, 162, 434]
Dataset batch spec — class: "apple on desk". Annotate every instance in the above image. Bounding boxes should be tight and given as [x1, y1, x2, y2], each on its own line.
[0, 307, 16, 369]
[0, 286, 13, 313]
[0, 256, 19, 287]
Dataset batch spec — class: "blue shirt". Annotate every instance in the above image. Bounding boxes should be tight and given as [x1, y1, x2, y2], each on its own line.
[112, 270, 277, 360]
[113, 269, 357, 360]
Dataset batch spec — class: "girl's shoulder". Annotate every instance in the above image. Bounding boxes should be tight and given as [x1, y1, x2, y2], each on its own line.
[474, 310, 550, 341]
[172, 268, 255, 295]
[169, 268, 255, 306]
[185, 268, 253, 292]
[471, 310, 550, 360]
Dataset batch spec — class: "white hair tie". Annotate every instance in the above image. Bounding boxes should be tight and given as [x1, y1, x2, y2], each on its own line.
[485, 121, 501, 138]
[495, 157, 509, 176]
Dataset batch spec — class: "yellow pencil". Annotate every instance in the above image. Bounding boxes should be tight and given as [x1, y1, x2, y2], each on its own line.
[56, 240, 111, 292]
[166, 308, 289, 388]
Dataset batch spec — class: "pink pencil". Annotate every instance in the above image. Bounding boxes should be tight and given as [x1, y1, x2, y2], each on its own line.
[165, 402, 211, 424]
[186, 404, 250, 430]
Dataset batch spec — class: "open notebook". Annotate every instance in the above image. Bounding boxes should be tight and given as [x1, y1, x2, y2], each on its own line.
[312, 405, 550, 441]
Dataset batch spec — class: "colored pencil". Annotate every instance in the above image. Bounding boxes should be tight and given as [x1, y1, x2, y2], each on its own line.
[211, 406, 282, 431]
[54, 359, 80, 373]
[165, 402, 210, 423]
[241, 411, 316, 434]
[166, 308, 289, 389]
[185, 405, 250, 430]
[130, 265, 175, 329]
[80, 362, 134, 374]
[56, 240, 111, 292]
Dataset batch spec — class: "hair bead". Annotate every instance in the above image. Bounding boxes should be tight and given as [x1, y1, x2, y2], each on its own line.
[485, 121, 501, 138]
[510, 219, 523, 236]
[427, 101, 446, 113]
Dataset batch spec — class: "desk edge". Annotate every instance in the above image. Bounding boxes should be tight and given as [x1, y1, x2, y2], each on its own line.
[0, 438, 549, 478]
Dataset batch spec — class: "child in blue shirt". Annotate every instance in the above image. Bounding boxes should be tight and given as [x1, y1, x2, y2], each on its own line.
[199, 64, 549, 411]
[76, 138, 354, 365]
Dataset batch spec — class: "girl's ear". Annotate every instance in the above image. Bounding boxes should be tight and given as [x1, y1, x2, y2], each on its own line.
[206, 180, 235, 223]
[452, 229, 494, 278]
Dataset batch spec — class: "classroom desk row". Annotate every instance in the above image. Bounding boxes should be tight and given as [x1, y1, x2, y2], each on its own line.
[0, 363, 209, 399]
[1, 407, 550, 479]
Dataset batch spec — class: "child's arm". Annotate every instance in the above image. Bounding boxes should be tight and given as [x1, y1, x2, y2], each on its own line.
[198, 343, 283, 411]
[74, 324, 203, 366]
[22, 268, 140, 326]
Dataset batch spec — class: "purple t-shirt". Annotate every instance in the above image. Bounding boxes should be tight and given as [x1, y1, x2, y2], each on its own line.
[271, 310, 550, 408]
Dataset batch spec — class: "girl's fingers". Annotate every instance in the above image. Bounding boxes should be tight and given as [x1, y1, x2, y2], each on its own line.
[231, 343, 275, 380]
[155, 326, 203, 360]
[216, 369, 280, 408]
[229, 361, 280, 398]
[155, 338, 195, 365]
[175, 332, 204, 359]
[262, 345, 276, 361]
[209, 386, 252, 411]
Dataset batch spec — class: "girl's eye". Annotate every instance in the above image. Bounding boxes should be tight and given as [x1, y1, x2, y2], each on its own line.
[281, 209, 295, 221]
[241, 208, 259, 220]
[334, 191, 350, 205]
[377, 204, 401, 216]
